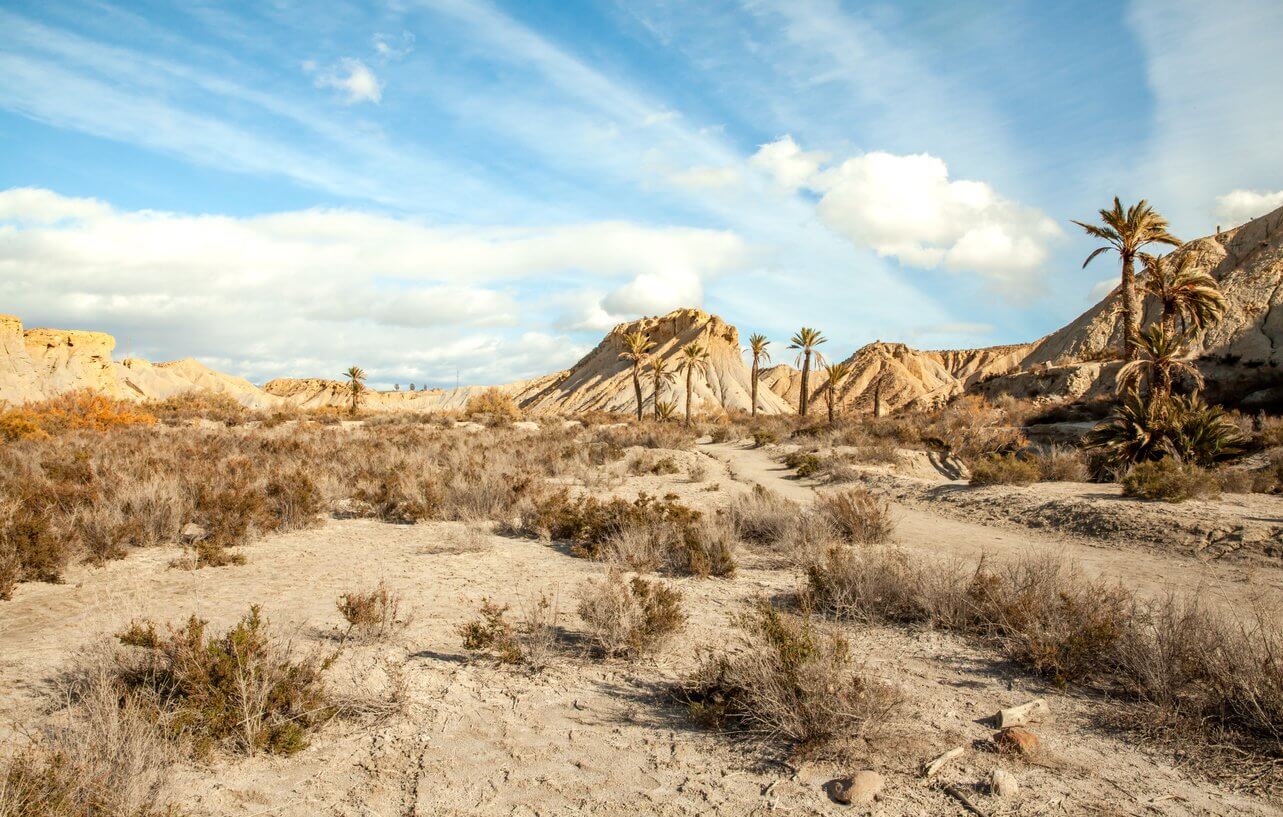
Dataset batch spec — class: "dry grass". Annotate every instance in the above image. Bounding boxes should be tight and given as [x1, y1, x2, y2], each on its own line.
[337, 581, 408, 642]
[576, 570, 685, 658]
[969, 453, 1041, 486]
[815, 488, 894, 544]
[0, 391, 156, 442]
[801, 546, 1283, 760]
[1038, 445, 1091, 481]
[463, 388, 522, 426]
[677, 600, 901, 755]
[0, 662, 179, 817]
[0, 423, 594, 597]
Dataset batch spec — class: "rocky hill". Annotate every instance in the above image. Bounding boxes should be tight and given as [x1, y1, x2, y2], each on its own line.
[1, 315, 121, 404]
[762, 342, 1032, 415]
[516, 308, 793, 416]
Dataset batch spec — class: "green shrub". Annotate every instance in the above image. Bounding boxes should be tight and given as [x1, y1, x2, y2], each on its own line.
[1121, 459, 1219, 502]
[783, 451, 822, 477]
[969, 454, 1041, 486]
[115, 606, 331, 756]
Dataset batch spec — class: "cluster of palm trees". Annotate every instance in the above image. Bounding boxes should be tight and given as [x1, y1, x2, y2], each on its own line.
[1077, 199, 1237, 466]
[620, 324, 858, 423]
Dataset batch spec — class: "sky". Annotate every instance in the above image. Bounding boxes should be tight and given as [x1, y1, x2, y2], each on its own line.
[1, 0, 1281, 389]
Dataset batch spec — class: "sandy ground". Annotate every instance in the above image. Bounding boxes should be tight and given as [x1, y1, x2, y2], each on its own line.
[3, 436, 1283, 816]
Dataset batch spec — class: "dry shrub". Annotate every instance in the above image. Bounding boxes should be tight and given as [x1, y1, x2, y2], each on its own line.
[727, 486, 798, 547]
[350, 468, 441, 523]
[1121, 459, 1219, 502]
[524, 491, 735, 577]
[677, 601, 900, 752]
[0, 391, 156, 441]
[458, 593, 561, 669]
[1038, 446, 1090, 482]
[1214, 467, 1257, 494]
[0, 666, 177, 817]
[850, 440, 903, 466]
[337, 581, 407, 642]
[148, 391, 248, 426]
[594, 422, 697, 451]
[114, 605, 331, 757]
[969, 454, 1041, 486]
[928, 396, 1027, 460]
[815, 488, 893, 544]
[576, 571, 685, 658]
[463, 388, 521, 426]
[627, 451, 681, 476]
[782, 450, 822, 477]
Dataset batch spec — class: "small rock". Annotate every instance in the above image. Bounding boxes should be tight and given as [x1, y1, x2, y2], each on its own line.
[180, 523, 207, 543]
[991, 769, 1019, 798]
[825, 770, 883, 805]
[793, 763, 825, 786]
[993, 726, 1041, 757]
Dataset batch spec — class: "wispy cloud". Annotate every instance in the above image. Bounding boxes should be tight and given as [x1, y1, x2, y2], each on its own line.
[309, 57, 383, 104]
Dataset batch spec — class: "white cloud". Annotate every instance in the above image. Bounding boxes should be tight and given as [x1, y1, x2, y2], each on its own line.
[0, 188, 748, 385]
[1213, 189, 1283, 228]
[311, 58, 383, 105]
[372, 31, 415, 61]
[1089, 277, 1118, 303]
[749, 135, 828, 190]
[667, 165, 741, 190]
[749, 140, 1061, 296]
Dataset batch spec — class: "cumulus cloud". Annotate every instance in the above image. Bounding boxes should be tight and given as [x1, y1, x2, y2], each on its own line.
[749, 135, 828, 190]
[310, 58, 383, 104]
[1214, 189, 1283, 227]
[0, 188, 747, 386]
[750, 139, 1061, 296]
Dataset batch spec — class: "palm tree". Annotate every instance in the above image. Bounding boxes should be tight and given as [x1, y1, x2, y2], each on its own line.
[655, 400, 678, 422]
[676, 343, 711, 424]
[788, 328, 827, 417]
[1116, 324, 1203, 402]
[747, 333, 771, 418]
[648, 357, 677, 420]
[1139, 252, 1226, 336]
[618, 330, 654, 422]
[343, 366, 366, 415]
[1074, 198, 1181, 361]
[822, 361, 852, 424]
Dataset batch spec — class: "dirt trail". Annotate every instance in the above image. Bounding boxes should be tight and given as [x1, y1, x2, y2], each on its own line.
[701, 441, 1283, 610]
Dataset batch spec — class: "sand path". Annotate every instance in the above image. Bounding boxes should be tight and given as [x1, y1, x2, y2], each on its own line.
[700, 440, 1283, 610]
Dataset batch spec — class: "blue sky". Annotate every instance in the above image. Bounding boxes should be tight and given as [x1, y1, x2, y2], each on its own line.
[1, 0, 1281, 388]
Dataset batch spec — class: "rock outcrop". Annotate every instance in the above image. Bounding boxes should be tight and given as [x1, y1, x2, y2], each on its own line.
[1, 315, 124, 404]
[514, 308, 794, 416]
[118, 358, 283, 410]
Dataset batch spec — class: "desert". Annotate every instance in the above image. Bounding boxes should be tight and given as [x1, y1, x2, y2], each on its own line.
[4, 3, 1283, 816]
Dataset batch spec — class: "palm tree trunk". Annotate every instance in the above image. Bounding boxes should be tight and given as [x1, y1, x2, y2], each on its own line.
[1121, 252, 1139, 361]
[799, 352, 811, 417]
[827, 384, 834, 424]
[652, 371, 660, 420]
[1154, 363, 1172, 402]
[632, 366, 643, 422]
[750, 358, 759, 418]
[685, 368, 693, 424]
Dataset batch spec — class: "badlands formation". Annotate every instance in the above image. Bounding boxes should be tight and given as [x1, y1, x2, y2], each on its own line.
[2, 204, 1282, 415]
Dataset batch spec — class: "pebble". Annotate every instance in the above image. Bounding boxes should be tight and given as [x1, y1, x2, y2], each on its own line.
[994, 726, 1041, 757]
[991, 769, 1020, 797]
[825, 770, 884, 805]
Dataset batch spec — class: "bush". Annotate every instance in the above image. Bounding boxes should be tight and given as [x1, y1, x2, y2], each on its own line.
[969, 454, 1040, 486]
[337, 581, 407, 641]
[627, 452, 681, 476]
[148, 391, 248, 426]
[523, 491, 734, 577]
[727, 486, 798, 547]
[677, 601, 901, 751]
[0, 392, 156, 441]
[783, 451, 822, 477]
[576, 571, 685, 658]
[463, 388, 521, 426]
[1121, 459, 1219, 502]
[815, 488, 893, 544]
[114, 606, 331, 756]
[1037, 446, 1090, 482]
[458, 593, 561, 669]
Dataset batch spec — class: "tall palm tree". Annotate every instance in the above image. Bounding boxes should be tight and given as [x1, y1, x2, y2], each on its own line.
[747, 333, 771, 418]
[788, 328, 827, 417]
[1139, 252, 1226, 336]
[343, 366, 366, 415]
[1074, 198, 1181, 361]
[822, 361, 852, 424]
[618, 330, 654, 422]
[1116, 324, 1203, 402]
[676, 343, 711, 424]
[648, 357, 677, 420]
